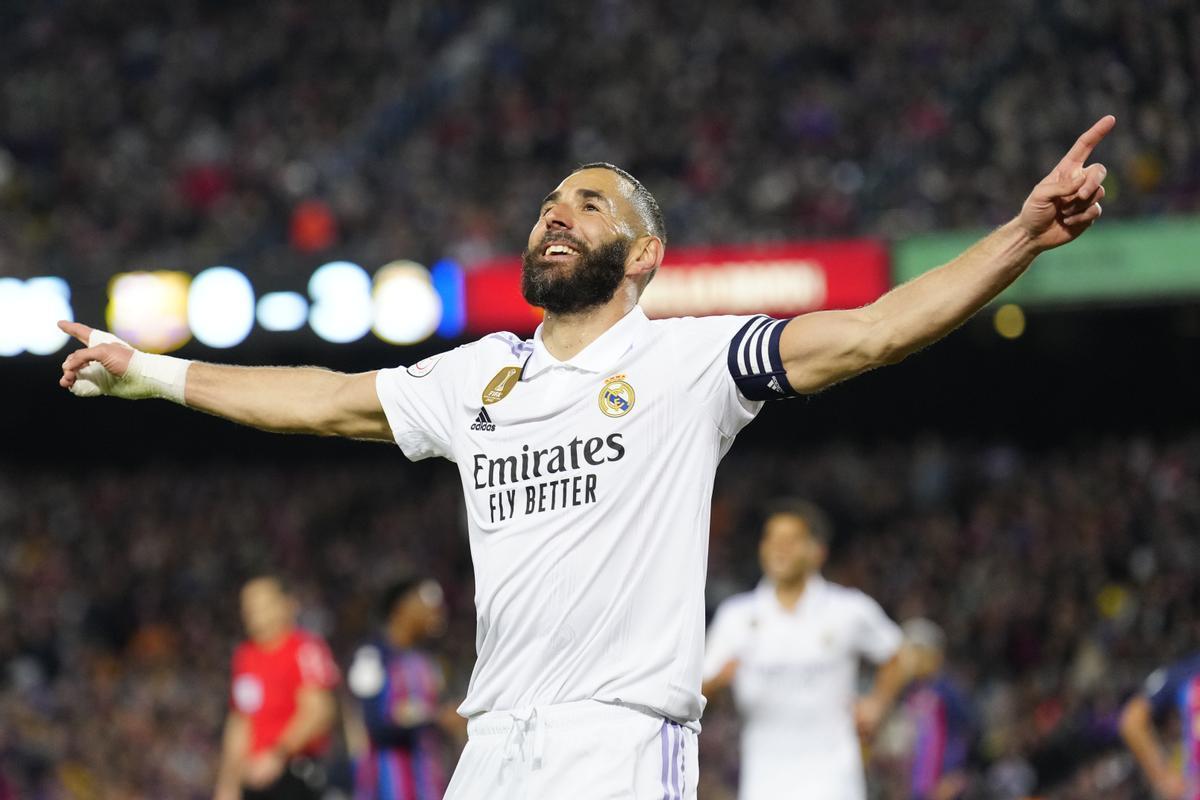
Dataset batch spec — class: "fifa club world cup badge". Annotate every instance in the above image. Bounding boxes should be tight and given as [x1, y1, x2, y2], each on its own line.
[599, 375, 635, 418]
[482, 366, 521, 405]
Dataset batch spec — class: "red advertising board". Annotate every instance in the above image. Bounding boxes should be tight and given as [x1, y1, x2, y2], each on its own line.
[461, 260, 545, 334]
[464, 240, 889, 335]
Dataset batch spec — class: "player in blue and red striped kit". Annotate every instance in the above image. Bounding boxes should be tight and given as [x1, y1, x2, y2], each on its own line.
[899, 619, 973, 800]
[348, 577, 465, 800]
[1120, 652, 1200, 800]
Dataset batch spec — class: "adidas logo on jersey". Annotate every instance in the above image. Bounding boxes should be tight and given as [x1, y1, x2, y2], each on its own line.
[470, 408, 496, 432]
[767, 376, 785, 394]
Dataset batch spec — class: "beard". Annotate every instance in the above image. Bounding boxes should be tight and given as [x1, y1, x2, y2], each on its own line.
[521, 235, 631, 315]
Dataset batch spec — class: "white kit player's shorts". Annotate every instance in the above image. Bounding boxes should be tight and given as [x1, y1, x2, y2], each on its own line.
[739, 754, 866, 800]
[447, 699, 697, 800]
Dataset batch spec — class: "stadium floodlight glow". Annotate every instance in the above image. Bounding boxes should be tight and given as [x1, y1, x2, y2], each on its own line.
[256, 291, 309, 332]
[0, 278, 27, 356]
[188, 267, 256, 348]
[24, 277, 74, 355]
[994, 303, 1026, 339]
[0, 276, 75, 357]
[373, 260, 443, 345]
[431, 259, 466, 338]
[107, 271, 192, 353]
[308, 261, 373, 344]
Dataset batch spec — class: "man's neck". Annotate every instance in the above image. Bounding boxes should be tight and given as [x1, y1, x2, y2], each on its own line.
[773, 573, 815, 611]
[255, 626, 294, 650]
[540, 290, 637, 362]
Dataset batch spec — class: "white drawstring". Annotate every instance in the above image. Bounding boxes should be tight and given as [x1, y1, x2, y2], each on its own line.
[502, 707, 545, 770]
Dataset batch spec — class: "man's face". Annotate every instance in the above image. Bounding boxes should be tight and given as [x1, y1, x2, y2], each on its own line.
[240, 578, 296, 644]
[522, 168, 640, 314]
[759, 513, 827, 584]
[413, 579, 447, 639]
[392, 580, 447, 641]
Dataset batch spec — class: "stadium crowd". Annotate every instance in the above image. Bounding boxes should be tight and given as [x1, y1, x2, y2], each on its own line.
[2, 433, 1197, 799]
[3, 0, 1199, 282]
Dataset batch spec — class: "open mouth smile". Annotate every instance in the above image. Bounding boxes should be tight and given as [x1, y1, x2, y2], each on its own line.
[542, 242, 582, 260]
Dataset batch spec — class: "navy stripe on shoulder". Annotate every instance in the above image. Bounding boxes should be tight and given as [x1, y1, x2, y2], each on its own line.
[726, 316, 800, 401]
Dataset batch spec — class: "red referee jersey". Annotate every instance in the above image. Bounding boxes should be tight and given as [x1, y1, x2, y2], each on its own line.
[230, 629, 340, 756]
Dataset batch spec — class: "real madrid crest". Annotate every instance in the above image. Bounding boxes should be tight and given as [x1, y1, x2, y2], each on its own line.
[599, 374, 635, 418]
[482, 366, 522, 405]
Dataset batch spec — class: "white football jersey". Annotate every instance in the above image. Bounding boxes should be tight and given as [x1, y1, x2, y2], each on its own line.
[703, 576, 902, 800]
[376, 306, 786, 723]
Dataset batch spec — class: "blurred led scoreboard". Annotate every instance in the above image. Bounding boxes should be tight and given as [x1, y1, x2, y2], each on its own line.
[0, 241, 890, 356]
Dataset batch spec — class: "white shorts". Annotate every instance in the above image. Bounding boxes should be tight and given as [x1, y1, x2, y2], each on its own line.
[739, 750, 865, 800]
[447, 699, 697, 800]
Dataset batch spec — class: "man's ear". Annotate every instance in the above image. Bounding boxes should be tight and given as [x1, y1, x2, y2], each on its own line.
[626, 235, 664, 281]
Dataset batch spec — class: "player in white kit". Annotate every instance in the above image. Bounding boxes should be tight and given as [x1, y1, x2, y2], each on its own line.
[58, 117, 1112, 799]
[703, 500, 905, 800]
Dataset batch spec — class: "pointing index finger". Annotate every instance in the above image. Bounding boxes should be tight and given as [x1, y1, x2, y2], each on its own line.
[1061, 115, 1116, 167]
[57, 319, 95, 346]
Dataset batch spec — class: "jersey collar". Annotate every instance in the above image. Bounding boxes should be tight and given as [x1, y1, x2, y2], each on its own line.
[757, 574, 826, 615]
[522, 305, 650, 380]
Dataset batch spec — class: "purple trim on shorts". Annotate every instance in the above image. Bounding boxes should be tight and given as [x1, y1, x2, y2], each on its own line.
[679, 726, 686, 798]
[671, 724, 681, 799]
[659, 721, 687, 800]
[660, 721, 671, 799]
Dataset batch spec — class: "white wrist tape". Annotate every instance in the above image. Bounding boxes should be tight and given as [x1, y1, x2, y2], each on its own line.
[127, 350, 191, 404]
[71, 329, 191, 404]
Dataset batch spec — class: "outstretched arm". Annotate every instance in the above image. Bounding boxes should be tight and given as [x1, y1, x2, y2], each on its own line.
[58, 321, 392, 441]
[779, 115, 1114, 393]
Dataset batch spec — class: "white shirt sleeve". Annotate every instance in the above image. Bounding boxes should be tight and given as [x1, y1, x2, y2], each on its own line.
[375, 346, 468, 462]
[667, 315, 769, 439]
[851, 592, 903, 664]
[703, 597, 750, 680]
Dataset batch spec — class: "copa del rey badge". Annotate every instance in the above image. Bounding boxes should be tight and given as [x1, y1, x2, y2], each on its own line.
[482, 366, 521, 405]
[599, 374, 635, 418]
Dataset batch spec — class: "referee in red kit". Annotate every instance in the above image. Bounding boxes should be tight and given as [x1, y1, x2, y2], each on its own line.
[215, 576, 340, 800]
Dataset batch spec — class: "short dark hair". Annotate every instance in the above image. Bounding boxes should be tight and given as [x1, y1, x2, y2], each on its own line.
[379, 576, 422, 621]
[574, 162, 667, 245]
[763, 498, 834, 546]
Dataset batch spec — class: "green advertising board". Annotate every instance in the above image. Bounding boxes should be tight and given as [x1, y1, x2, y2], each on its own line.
[893, 217, 1200, 305]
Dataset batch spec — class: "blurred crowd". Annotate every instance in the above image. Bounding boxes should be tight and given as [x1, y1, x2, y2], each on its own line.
[3, 0, 1200, 282]
[2, 433, 1198, 798]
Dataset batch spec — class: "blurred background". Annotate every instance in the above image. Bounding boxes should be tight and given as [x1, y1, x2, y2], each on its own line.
[2, 0, 1199, 797]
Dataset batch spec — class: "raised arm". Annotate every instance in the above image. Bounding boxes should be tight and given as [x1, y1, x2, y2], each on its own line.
[779, 115, 1114, 393]
[58, 321, 392, 441]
